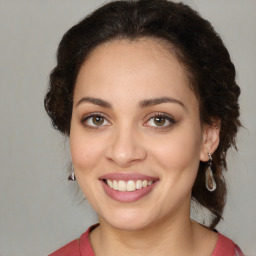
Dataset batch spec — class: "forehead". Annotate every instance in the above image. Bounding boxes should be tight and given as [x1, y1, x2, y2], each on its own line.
[74, 38, 198, 110]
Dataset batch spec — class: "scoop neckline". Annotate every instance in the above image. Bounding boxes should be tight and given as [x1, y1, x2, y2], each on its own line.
[81, 224, 226, 256]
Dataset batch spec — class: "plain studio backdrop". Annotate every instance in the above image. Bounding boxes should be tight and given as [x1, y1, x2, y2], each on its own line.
[0, 0, 255, 255]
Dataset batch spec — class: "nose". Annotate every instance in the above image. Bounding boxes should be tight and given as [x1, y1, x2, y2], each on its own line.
[105, 125, 147, 168]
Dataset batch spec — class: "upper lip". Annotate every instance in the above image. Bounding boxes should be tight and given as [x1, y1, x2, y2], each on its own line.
[99, 173, 159, 181]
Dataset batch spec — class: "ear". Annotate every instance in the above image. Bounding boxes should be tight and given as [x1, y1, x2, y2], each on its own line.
[200, 119, 220, 162]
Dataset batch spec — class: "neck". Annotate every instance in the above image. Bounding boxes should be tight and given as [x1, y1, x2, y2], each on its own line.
[90, 203, 197, 256]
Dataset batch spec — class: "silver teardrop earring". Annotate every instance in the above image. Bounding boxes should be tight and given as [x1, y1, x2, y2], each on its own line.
[68, 166, 76, 181]
[205, 153, 216, 192]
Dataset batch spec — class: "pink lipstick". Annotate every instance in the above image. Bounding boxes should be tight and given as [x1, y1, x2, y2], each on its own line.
[99, 173, 159, 203]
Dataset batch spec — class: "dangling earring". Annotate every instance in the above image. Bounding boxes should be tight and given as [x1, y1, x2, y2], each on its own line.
[68, 166, 76, 181]
[205, 153, 216, 192]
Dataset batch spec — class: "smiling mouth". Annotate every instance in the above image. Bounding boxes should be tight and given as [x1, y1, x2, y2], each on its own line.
[100, 174, 158, 202]
[103, 179, 155, 192]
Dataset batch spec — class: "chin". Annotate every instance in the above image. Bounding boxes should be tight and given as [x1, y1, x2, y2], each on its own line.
[101, 208, 158, 231]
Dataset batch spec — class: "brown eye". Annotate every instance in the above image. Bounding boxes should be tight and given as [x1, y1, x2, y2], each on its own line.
[154, 116, 166, 126]
[145, 114, 175, 129]
[92, 116, 104, 126]
[82, 114, 110, 128]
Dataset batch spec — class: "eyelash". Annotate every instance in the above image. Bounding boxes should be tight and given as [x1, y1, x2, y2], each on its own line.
[81, 112, 110, 129]
[81, 112, 176, 130]
[144, 112, 176, 130]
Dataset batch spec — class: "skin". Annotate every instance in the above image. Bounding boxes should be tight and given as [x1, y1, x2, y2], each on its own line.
[70, 38, 220, 256]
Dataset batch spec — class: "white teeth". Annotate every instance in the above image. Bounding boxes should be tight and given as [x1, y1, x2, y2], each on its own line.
[112, 180, 118, 190]
[127, 180, 136, 191]
[142, 180, 148, 188]
[105, 179, 154, 191]
[118, 180, 126, 191]
[148, 180, 153, 185]
[136, 180, 142, 189]
[107, 179, 113, 188]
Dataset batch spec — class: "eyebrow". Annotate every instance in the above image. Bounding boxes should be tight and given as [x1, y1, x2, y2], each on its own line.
[139, 97, 185, 108]
[76, 96, 184, 109]
[76, 97, 112, 108]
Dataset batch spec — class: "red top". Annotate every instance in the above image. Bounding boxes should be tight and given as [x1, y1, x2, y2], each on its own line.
[49, 225, 244, 256]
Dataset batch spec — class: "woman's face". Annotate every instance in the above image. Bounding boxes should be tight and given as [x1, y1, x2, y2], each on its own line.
[70, 38, 216, 230]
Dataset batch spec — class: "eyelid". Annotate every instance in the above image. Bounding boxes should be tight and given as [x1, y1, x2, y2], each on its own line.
[81, 112, 111, 128]
[80, 111, 175, 130]
[144, 112, 176, 129]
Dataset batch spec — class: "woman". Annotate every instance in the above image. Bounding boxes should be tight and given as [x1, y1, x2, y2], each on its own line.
[45, 0, 244, 255]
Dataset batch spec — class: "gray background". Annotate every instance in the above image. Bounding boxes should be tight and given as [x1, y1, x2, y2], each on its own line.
[1, 0, 255, 255]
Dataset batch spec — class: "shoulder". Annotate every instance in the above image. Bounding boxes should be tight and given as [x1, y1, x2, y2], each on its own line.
[48, 238, 80, 256]
[212, 233, 245, 256]
[48, 224, 98, 256]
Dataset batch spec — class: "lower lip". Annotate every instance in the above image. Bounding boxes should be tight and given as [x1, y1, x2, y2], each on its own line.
[100, 180, 158, 203]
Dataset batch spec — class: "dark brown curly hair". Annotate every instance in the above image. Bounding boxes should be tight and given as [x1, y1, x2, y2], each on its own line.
[44, 0, 241, 229]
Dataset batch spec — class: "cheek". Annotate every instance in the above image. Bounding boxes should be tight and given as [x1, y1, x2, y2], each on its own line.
[70, 126, 104, 172]
[150, 125, 202, 177]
